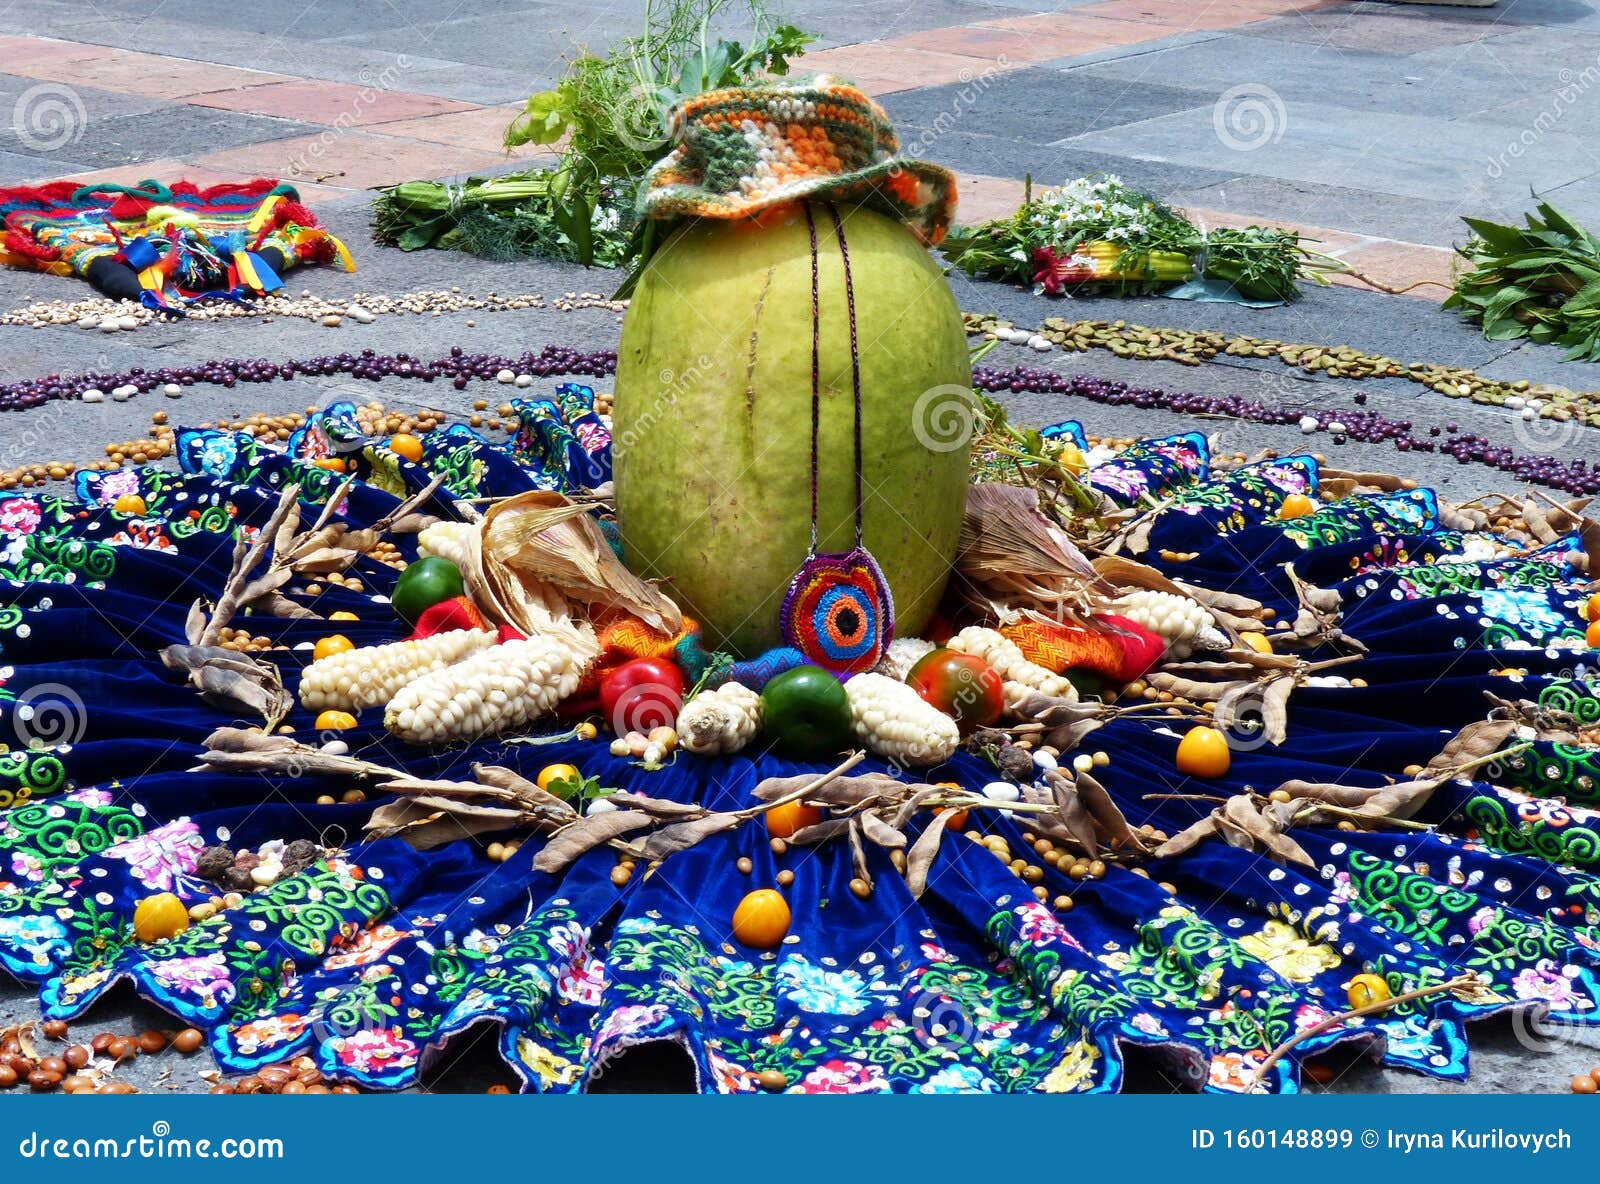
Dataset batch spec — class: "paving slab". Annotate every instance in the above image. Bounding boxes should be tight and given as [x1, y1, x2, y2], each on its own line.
[881, 65, 1215, 142]
[1237, 7, 1526, 52]
[0, 106, 321, 169]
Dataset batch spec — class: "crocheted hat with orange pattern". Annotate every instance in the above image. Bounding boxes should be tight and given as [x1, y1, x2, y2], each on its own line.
[636, 78, 957, 245]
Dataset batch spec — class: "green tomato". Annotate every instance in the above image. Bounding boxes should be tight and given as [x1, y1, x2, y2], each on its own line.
[760, 666, 853, 760]
[392, 556, 465, 625]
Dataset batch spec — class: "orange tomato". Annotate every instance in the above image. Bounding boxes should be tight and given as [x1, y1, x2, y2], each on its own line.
[537, 763, 581, 791]
[1238, 632, 1273, 655]
[1585, 592, 1600, 622]
[388, 433, 426, 463]
[313, 634, 355, 662]
[313, 457, 347, 472]
[314, 710, 358, 731]
[1175, 725, 1231, 779]
[731, 889, 791, 949]
[1277, 493, 1316, 519]
[112, 493, 147, 516]
[1589, 620, 1600, 650]
[330, 611, 360, 621]
[935, 807, 969, 832]
[1058, 444, 1088, 476]
[765, 800, 823, 839]
[133, 893, 190, 943]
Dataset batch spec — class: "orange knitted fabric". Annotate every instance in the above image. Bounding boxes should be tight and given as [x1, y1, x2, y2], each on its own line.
[1001, 615, 1164, 683]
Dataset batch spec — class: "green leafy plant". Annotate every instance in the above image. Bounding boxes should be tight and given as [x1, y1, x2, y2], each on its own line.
[503, 0, 813, 274]
[1445, 199, 1600, 361]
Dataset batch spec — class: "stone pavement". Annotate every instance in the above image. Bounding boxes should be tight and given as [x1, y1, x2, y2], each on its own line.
[3, 0, 1600, 1095]
[3, 0, 1599, 294]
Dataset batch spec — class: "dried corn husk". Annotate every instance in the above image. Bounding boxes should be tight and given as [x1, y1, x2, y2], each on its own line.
[956, 483, 1110, 619]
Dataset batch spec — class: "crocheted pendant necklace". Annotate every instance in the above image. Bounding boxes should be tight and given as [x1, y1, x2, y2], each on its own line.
[779, 203, 895, 675]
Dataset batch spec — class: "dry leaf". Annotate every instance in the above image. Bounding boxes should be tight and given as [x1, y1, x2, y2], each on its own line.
[639, 813, 743, 860]
[531, 810, 655, 874]
[905, 809, 954, 899]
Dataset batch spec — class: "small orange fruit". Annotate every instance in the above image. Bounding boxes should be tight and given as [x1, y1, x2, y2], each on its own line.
[1588, 620, 1600, 650]
[1277, 493, 1316, 519]
[329, 611, 360, 621]
[1584, 592, 1600, 622]
[935, 807, 969, 832]
[313, 457, 347, 472]
[1238, 632, 1273, 655]
[765, 800, 823, 840]
[133, 893, 190, 943]
[731, 889, 791, 949]
[1346, 972, 1392, 1009]
[1175, 725, 1231, 779]
[313, 634, 355, 662]
[388, 433, 425, 463]
[1058, 444, 1089, 476]
[314, 710, 358, 731]
[537, 763, 581, 792]
[112, 493, 147, 516]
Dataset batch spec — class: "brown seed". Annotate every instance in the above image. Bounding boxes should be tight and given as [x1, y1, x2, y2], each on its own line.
[172, 1028, 204, 1054]
[63, 1045, 90, 1070]
[257, 1065, 293, 1089]
[485, 1084, 512, 1094]
[99, 1081, 138, 1095]
[42, 1019, 69, 1039]
[28, 1069, 62, 1092]
[333, 1084, 360, 1095]
[209, 1084, 237, 1095]
[234, 1075, 263, 1095]
[106, 1037, 136, 1061]
[340, 788, 366, 804]
[769, 837, 787, 856]
[91, 1032, 116, 1053]
[776, 869, 795, 887]
[1088, 859, 1107, 879]
[304, 1083, 331, 1094]
[1574, 1074, 1598, 1095]
[279, 1080, 307, 1094]
[1053, 895, 1074, 912]
[61, 1075, 95, 1094]
[0, 1065, 17, 1089]
[756, 1070, 788, 1092]
[610, 864, 632, 887]
[137, 1029, 167, 1054]
[736, 857, 753, 875]
[849, 877, 873, 899]
[38, 1056, 66, 1076]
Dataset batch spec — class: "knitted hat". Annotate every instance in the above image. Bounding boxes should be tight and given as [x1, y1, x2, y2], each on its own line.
[637, 78, 957, 245]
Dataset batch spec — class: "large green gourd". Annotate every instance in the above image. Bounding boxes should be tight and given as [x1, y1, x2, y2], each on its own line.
[614, 204, 973, 656]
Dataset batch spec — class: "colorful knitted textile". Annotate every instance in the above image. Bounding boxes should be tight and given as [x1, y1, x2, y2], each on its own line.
[1002, 614, 1166, 684]
[0, 178, 353, 308]
[638, 79, 957, 245]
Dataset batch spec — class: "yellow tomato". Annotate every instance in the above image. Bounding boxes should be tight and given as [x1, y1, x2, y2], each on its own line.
[731, 889, 791, 949]
[537, 763, 581, 791]
[388, 433, 426, 463]
[315, 710, 358, 731]
[133, 893, 190, 943]
[1585, 592, 1600, 622]
[1277, 493, 1317, 519]
[330, 611, 360, 621]
[1346, 972, 1392, 1009]
[113, 493, 147, 516]
[313, 634, 355, 662]
[1058, 444, 1089, 476]
[1175, 726, 1231, 779]
[1239, 632, 1273, 655]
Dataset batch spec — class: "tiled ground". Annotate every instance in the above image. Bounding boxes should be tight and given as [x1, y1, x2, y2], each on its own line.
[3, 0, 1598, 294]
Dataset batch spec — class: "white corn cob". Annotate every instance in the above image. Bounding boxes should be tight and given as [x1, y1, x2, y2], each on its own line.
[844, 673, 959, 767]
[676, 682, 763, 755]
[300, 628, 495, 711]
[947, 626, 1076, 700]
[384, 635, 590, 743]
[1111, 589, 1225, 659]
[874, 637, 935, 681]
[417, 520, 478, 570]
